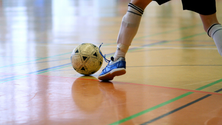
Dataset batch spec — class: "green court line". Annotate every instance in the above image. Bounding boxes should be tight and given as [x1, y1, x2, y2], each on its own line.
[196, 79, 222, 90]
[109, 78, 222, 125]
[110, 92, 194, 125]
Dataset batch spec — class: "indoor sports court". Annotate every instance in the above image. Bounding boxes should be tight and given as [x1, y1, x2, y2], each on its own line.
[1, 0, 222, 124]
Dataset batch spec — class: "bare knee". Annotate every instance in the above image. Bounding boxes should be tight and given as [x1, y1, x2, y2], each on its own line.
[130, 0, 152, 10]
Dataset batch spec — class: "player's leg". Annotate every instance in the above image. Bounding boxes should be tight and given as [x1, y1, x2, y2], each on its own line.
[201, 14, 222, 56]
[98, 0, 152, 81]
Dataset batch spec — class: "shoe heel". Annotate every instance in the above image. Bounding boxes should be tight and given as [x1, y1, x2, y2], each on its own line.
[111, 68, 126, 76]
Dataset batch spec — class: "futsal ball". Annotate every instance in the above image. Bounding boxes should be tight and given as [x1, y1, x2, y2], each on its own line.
[71, 43, 103, 75]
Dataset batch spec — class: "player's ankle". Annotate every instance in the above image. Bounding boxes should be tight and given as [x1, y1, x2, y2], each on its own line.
[207, 23, 222, 37]
[113, 55, 125, 62]
[207, 23, 222, 56]
[113, 44, 129, 61]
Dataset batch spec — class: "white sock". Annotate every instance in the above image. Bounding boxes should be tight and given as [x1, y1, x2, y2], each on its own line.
[207, 24, 222, 56]
[114, 3, 144, 61]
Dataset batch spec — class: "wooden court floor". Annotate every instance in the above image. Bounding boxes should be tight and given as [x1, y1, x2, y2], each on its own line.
[1, 0, 222, 125]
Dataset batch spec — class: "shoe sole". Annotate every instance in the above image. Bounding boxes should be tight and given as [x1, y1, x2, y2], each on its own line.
[98, 68, 126, 81]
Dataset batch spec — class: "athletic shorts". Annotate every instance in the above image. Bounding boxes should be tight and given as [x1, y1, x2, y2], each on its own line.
[153, 0, 216, 15]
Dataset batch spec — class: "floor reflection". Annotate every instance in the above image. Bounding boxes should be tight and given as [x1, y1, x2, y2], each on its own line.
[72, 76, 104, 112]
[72, 76, 127, 112]
[205, 108, 222, 125]
[72, 76, 134, 124]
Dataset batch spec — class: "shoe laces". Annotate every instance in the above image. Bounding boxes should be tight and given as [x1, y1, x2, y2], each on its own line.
[99, 43, 114, 63]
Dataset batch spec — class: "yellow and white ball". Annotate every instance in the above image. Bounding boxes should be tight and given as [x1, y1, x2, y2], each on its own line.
[71, 43, 103, 75]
